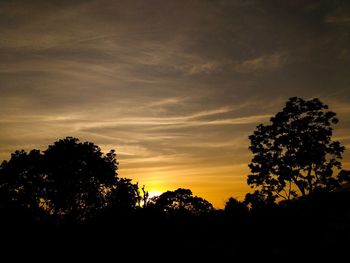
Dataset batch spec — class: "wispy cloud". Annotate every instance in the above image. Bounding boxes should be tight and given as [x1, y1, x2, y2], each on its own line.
[234, 53, 286, 73]
[70, 112, 269, 131]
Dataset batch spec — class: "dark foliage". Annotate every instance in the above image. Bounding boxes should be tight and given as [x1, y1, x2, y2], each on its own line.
[43, 137, 119, 222]
[245, 191, 350, 259]
[147, 188, 213, 216]
[224, 197, 249, 219]
[0, 149, 44, 212]
[247, 97, 348, 205]
[0, 137, 139, 223]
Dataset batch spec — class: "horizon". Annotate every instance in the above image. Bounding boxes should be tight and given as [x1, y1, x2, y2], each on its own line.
[1, 0, 350, 208]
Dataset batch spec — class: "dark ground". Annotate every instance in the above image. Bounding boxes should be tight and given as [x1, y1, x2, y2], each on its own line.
[1, 192, 349, 260]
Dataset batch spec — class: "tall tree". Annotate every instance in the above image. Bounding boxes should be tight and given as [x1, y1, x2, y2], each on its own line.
[43, 137, 119, 222]
[247, 97, 347, 202]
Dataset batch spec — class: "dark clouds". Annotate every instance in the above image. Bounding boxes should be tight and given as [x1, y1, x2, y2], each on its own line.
[1, 0, 350, 206]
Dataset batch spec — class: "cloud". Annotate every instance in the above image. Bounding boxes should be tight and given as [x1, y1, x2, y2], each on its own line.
[187, 61, 220, 75]
[67, 110, 269, 131]
[234, 53, 286, 73]
[148, 97, 187, 107]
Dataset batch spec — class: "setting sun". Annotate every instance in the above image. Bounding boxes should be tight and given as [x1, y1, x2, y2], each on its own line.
[148, 190, 164, 199]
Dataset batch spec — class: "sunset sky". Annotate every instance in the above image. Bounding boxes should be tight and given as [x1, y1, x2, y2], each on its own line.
[1, 0, 349, 207]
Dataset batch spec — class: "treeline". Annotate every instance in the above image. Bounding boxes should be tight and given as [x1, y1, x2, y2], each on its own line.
[0, 97, 350, 258]
[0, 137, 217, 224]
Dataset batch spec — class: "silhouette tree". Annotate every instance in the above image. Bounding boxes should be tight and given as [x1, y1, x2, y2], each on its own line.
[93, 177, 141, 224]
[139, 185, 149, 207]
[0, 150, 45, 213]
[41, 137, 119, 222]
[244, 190, 277, 211]
[0, 137, 141, 223]
[149, 188, 213, 216]
[224, 197, 248, 218]
[107, 178, 141, 212]
[247, 97, 348, 203]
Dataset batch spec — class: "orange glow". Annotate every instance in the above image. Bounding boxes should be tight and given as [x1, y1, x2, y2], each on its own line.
[147, 190, 164, 198]
[1, 0, 349, 211]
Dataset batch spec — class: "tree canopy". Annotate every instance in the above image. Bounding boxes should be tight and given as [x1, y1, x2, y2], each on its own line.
[0, 149, 43, 210]
[0, 137, 139, 223]
[148, 188, 213, 216]
[224, 197, 249, 218]
[246, 97, 348, 204]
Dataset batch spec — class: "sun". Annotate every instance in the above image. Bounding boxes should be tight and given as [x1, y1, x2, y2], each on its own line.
[148, 190, 163, 198]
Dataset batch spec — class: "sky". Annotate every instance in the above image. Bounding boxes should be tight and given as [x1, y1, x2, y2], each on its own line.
[1, 0, 350, 207]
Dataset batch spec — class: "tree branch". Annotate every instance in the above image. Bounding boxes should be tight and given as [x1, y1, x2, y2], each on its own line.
[274, 190, 287, 200]
[291, 175, 306, 196]
[307, 164, 313, 193]
[288, 180, 292, 200]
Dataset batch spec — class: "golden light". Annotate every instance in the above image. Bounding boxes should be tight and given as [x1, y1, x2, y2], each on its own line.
[148, 190, 164, 198]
